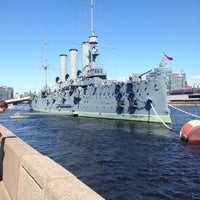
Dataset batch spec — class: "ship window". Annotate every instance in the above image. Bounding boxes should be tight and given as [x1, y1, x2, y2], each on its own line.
[189, 95, 200, 98]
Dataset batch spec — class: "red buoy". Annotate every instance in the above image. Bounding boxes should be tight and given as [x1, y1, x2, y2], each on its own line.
[180, 120, 200, 143]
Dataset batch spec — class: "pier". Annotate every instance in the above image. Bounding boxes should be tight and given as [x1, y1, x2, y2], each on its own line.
[0, 124, 104, 200]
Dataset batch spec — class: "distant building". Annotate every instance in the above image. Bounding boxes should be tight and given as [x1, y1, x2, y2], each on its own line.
[0, 86, 14, 100]
[148, 60, 187, 92]
[14, 93, 21, 99]
[23, 92, 30, 97]
[170, 71, 187, 90]
[154, 60, 172, 79]
[148, 59, 200, 105]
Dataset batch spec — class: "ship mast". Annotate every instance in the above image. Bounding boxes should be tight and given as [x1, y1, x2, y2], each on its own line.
[90, 0, 94, 34]
[43, 37, 48, 89]
[81, 0, 107, 79]
[89, 0, 99, 68]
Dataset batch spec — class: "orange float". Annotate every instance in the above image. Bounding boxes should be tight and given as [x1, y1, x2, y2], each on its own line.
[180, 120, 200, 143]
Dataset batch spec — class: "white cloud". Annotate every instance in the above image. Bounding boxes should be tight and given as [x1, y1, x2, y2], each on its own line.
[193, 75, 200, 80]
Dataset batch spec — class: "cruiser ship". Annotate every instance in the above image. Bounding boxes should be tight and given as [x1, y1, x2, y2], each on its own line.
[30, 0, 171, 124]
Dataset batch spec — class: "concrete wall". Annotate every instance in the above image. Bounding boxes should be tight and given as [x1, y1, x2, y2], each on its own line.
[0, 124, 104, 200]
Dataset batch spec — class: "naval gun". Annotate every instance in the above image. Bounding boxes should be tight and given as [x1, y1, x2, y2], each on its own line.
[138, 70, 152, 80]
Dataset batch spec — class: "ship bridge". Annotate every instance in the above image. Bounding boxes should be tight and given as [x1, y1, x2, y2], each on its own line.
[86, 67, 107, 79]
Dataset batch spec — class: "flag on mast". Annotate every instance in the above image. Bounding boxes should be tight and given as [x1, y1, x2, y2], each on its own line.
[163, 53, 173, 61]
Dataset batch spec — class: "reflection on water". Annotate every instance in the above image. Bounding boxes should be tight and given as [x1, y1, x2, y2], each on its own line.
[1, 105, 200, 199]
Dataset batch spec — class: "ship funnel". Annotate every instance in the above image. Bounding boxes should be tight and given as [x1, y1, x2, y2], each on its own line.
[69, 49, 78, 80]
[82, 42, 91, 72]
[59, 54, 67, 83]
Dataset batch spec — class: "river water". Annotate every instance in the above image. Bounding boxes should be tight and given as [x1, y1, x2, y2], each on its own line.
[1, 105, 200, 200]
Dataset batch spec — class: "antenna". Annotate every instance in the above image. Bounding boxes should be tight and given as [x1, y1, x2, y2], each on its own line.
[30, 35, 55, 91]
[43, 36, 48, 71]
[78, 0, 114, 69]
[80, 0, 104, 35]
[91, 0, 94, 33]
[42, 35, 55, 89]
[43, 36, 48, 89]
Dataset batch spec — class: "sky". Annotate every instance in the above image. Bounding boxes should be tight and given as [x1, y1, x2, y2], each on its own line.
[0, 0, 200, 93]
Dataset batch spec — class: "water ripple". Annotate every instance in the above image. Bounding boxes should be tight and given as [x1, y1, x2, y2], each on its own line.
[1, 105, 200, 199]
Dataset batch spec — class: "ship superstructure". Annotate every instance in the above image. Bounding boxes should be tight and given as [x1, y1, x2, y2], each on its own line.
[30, 0, 171, 123]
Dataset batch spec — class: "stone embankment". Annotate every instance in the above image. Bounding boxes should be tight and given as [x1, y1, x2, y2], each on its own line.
[0, 124, 104, 200]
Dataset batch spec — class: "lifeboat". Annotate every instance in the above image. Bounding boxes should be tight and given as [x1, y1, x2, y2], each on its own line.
[10, 115, 24, 119]
[10, 112, 24, 119]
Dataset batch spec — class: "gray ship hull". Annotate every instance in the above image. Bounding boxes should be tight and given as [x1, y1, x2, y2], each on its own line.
[30, 77, 171, 123]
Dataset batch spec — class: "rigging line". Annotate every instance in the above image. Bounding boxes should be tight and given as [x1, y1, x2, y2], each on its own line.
[150, 103, 178, 132]
[168, 104, 200, 119]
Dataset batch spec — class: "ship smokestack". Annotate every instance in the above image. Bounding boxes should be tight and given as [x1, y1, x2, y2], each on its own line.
[82, 42, 90, 73]
[69, 49, 78, 80]
[59, 54, 67, 83]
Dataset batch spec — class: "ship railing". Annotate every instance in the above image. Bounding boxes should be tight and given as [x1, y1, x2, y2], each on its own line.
[170, 88, 200, 95]
[86, 67, 107, 77]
